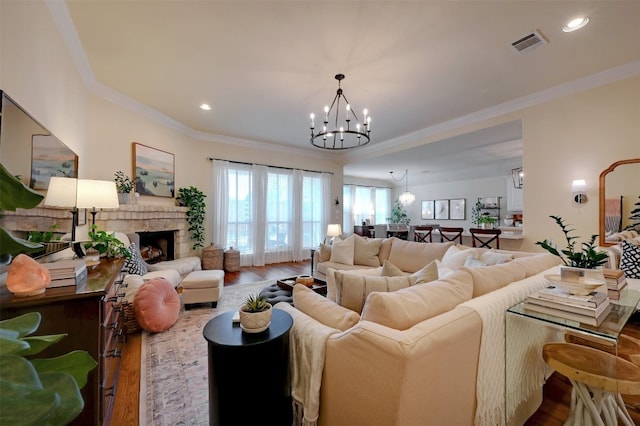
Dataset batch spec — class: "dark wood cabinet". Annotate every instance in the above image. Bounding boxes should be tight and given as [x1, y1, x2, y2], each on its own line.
[0, 258, 125, 426]
[353, 225, 375, 238]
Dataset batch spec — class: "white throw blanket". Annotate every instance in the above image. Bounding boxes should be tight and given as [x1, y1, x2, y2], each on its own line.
[275, 303, 340, 426]
[460, 266, 560, 426]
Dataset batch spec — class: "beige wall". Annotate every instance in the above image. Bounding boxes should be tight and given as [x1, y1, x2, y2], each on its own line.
[2, 0, 638, 256]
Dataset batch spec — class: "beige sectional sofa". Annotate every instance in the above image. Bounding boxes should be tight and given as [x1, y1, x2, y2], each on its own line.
[278, 236, 563, 426]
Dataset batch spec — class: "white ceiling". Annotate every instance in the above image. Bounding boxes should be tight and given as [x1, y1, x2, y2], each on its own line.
[62, 1, 640, 184]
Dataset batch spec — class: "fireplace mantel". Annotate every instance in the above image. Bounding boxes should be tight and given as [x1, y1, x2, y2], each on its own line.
[1, 204, 196, 259]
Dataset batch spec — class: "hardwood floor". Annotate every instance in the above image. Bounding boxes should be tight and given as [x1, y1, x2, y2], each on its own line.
[111, 262, 640, 425]
[110, 260, 311, 425]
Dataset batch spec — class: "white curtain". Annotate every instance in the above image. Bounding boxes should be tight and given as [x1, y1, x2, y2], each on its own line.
[250, 164, 268, 266]
[322, 172, 332, 244]
[211, 160, 229, 247]
[291, 169, 304, 261]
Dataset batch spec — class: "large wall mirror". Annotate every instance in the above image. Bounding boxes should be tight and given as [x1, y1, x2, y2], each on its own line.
[0, 90, 78, 190]
[599, 158, 640, 246]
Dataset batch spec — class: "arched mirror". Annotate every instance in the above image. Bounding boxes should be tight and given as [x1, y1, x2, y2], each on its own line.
[599, 158, 640, 246]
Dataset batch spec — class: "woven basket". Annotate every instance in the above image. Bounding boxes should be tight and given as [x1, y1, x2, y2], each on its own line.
[121, 301, 141, 334]
[202, 244, 224, 270]
[224, 247, 240, 272]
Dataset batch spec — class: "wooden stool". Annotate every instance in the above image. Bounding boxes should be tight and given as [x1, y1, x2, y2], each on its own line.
[543, 342, 640, 426]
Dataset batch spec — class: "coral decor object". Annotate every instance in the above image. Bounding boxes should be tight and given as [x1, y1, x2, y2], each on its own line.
[6, 253, 51, 297]
[133, 277, 180, 333]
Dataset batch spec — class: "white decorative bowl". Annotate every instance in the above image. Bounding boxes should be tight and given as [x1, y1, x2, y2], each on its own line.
[544, 274, 606, 296]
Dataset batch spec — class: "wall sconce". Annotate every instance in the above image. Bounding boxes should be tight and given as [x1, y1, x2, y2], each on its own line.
[571, 179, 587, 204]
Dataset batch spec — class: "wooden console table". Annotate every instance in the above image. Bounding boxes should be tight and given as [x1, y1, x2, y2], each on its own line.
[0, 257, 125, 426]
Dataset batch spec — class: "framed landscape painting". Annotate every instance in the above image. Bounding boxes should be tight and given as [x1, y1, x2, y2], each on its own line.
[30, 135, 78, 190]
[435, 199, 449, 220]
[133, 142, 175, 198]
[421, 200, 435, 220]
[449, 198, 466, 220]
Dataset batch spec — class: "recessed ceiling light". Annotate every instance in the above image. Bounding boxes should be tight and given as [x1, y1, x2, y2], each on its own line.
[200, 103, 212, 111]
[563, 16, 589, 32]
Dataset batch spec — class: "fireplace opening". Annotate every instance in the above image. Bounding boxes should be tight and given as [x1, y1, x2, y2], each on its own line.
[137, 231, 175, 263]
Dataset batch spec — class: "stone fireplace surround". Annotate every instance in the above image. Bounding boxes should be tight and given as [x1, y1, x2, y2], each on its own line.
[1, 205, 196, 260]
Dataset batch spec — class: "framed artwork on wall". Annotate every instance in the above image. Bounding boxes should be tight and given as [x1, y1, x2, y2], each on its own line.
[435, 199, 449, 220]
[449, 198, 466, 220]
[421, 200, 435, 220]
[133, 142, 175, 198]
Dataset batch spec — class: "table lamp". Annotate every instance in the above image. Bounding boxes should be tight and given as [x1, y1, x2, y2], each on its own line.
[76, 179, 120, 225]
[326, 224, 342, 245]
[43, 177, 84, 257]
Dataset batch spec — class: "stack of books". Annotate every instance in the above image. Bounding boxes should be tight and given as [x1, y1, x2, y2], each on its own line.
[42, 259, 88, 288]
[603, 268, 627, 300]
[524, 286, 611, 326]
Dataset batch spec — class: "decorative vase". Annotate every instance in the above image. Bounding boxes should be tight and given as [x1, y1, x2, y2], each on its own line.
[118, 192, 130, 205]
[239, 303, 272, 333]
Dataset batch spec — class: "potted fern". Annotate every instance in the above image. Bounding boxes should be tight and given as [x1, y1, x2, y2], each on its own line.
[239, 294, 272, 333]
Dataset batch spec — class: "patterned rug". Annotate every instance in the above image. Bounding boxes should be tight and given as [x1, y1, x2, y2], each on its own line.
[140, 280, 274, 426]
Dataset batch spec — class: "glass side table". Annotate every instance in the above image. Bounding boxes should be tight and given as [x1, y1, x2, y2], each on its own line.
[505, 289, 640, 424]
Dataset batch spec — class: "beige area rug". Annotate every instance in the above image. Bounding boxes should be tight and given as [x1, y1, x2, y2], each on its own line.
[140, 280, 275, 426]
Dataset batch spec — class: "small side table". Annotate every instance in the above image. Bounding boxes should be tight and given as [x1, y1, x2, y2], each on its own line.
[203, 309, 293, 426]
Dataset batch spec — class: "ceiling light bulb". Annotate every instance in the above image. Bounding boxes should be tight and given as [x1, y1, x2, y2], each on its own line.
[200, 103, 211, 110]
[563, 17, 589, 32]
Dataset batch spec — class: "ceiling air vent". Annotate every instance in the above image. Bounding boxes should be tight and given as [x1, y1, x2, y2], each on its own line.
[511, 30, 548, 53]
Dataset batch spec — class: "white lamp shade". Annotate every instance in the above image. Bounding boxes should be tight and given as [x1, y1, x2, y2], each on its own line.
[327, 224, 342, 237]
[571, 179, 587, 193]
[76, 179, 120, 209]
[43, 177, 78, 208]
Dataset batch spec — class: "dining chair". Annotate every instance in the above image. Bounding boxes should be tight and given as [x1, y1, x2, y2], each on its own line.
[413, 226, 434, 243]
[469, 228, 501, 249]
[439, 227, 464, 244]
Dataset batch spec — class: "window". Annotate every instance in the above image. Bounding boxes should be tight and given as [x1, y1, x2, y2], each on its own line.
[226, 168, 252, 253]
[343, 184, 391, 233]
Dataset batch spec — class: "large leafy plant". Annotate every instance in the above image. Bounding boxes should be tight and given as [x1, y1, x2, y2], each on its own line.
[0, 313, 97, 425]
[387, 200, 410, 225]
[176, 186, 207, 250]
[536, 215, 608, 269]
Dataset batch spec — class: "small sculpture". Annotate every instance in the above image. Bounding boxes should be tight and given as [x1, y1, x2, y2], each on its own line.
[6, 254, 51, 297]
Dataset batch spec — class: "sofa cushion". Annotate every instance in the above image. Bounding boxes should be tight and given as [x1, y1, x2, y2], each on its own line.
[377, 238, 394, 264]
[318, 244, 332, 262]
[330, 236, 355, 265]
[464, 262, 526, 297]
[325, 267, 382, 302]
[381, 259, 407, 276]
[480, 250, 513, 265]
[293, 284, 360, 331]
[353, 235, 383, 267]
[387, 239, 454, 273]
[441, 245, 481, 269]
[411, 260, 439, 284]
[334, 271, 416, 313]
[510, 253, 562, 277]
[621, 240, 640, 279]
[360, 269, 473, 330]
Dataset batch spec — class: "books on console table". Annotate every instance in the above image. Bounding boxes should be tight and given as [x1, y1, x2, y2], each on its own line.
[534, 286, 608, 308]
[43, 259, 88, 287]
[523, 301, 612, 326]
[48, 267, 88, 288]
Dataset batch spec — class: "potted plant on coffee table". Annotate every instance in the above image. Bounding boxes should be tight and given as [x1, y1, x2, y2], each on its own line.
[239, 294, 272, 333]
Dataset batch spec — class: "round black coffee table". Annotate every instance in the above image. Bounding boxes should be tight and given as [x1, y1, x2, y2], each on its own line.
[203, 309, 293, 426]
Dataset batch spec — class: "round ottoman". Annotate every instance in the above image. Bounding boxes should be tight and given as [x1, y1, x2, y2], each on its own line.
[259, 284, 293, 306]
[133, 277, 181, 333]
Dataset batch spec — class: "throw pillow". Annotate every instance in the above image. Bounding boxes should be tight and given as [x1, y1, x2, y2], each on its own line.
[133, 277, 180, 333]
[464, 261, 526, 297]
[381, 259, 407, 277]
[334, 271, 415, 313]
[480, 251, 513, 265]
[441, 245, 480, 269]
[387, 239, 454, 273]
[353, 235, 382, 267]
[329, 236, 355, 265]
[410, 260, 439, 284]
[293, 284, 360, 331]
[318, 244, 332, 262]
[361, 269, 474, 330]
[463, 256, 488, 268]
[434, 259, 455, 278]
[123, 243, 148, 275]
[621, 240, 640, 279]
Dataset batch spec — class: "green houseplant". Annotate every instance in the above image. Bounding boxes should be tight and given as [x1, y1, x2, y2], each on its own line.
[0, 313, 97, 425]
[387, 200, 410, 225]
[624, 196, 640, 232]
[113, 171, 134, 204]
[239, 294, 272, 333]
[176, 186, 207, 250]
[84, 224, 130, 259]
[536, 215, 608, 269]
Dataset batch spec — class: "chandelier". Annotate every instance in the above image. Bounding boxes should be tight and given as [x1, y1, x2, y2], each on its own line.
[309, 73, 371, 150]
[512, 167, 524, 189]
[390, 169, 415, 206]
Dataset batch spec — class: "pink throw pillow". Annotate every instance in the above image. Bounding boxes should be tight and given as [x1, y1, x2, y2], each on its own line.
[133, 278, 180, 332]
